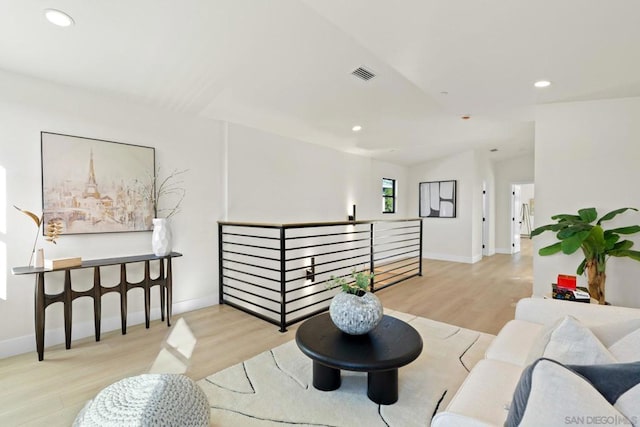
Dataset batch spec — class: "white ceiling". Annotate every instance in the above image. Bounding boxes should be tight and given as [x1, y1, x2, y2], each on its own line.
[2, 0, 640, 165]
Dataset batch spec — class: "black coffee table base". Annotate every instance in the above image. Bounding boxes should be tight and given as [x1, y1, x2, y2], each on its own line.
[296, 314, 422, 406]
[313, 361, 399, 405]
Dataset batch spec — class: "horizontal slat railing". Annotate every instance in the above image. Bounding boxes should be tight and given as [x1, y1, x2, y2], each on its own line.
[218, 219, 422, 331]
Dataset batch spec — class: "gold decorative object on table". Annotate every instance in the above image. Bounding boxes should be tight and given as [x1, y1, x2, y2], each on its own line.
[14, 205, 63, 267]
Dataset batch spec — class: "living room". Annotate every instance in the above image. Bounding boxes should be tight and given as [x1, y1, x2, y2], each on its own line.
[1, 1, 640, 425]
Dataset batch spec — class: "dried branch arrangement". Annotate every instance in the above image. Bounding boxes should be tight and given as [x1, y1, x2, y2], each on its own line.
[136, 167, 188, 219]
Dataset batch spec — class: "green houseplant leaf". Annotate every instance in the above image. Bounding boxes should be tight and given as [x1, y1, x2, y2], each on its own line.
[531, 207, 640, 305]
[561, 230, 591, 254]
[530, 223, 568, 237]
[608, 225, 640, 235]
[597, 208, 638, 225]
[556, 224, 592, 239]
[578, 208, 598, 223]
[608, 249, 640, 261]
[550, 214, 582, 222]
[577, 258, 587, 275]
[539, 242, 562, 256]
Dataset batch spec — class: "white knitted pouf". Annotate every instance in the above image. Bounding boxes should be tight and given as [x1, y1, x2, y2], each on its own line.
[73, 374, 210, 426]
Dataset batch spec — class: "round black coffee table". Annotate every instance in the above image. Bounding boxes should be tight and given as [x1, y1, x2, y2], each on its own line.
[295, 313, 423, 405]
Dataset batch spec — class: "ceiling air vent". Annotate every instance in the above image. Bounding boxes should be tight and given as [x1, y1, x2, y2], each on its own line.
[351, 66, 376, 81]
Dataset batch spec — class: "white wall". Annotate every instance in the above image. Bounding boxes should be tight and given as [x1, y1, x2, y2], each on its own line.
[226, 123, 409, 223]
[1, 69, 528, 359]
[493, 154, 535, 253]
[534, 97, 640, 308]
[0, 70, 225, 357]
[408, 150, 489, 263]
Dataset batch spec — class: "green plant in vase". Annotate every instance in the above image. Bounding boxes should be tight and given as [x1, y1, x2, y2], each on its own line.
[328, 269, 375, 296]
[531, 207, 640, 304]
[327, 268, 382, 335]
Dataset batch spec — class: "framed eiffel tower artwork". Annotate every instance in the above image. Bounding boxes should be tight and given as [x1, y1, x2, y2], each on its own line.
[40, 132, 155, 234]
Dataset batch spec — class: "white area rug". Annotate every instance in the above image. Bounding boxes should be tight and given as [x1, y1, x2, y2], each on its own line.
[198, 310, 494, 426]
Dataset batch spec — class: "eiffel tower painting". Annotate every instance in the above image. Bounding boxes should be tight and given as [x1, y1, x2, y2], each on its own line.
[82, 149, 101, 199]
[41, 132, 155, 234]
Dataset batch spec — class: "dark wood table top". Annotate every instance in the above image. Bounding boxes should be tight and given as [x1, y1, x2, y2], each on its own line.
[295, 313, 423, 372]
[12, 252, 183, 275]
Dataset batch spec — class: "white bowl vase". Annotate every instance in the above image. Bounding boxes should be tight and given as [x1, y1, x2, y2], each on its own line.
[152, 218, 172, 256]
[329, 291, 383, 335]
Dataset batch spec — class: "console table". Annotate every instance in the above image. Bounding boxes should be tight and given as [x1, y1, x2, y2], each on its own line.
[12, 252, 182, 361]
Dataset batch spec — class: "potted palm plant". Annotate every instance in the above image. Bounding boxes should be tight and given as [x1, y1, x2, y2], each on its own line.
[531, 207, 640, 304]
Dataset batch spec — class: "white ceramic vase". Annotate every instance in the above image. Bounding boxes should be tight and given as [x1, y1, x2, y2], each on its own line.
[32, 248, 44, 268]
[152, 218, 172, 256]
[329, 291, 383, 335]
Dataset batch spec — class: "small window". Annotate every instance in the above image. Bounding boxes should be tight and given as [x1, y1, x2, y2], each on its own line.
[382, 178, 396, 214]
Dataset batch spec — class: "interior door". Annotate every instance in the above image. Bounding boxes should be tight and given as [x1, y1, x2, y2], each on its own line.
[511, 185, 521, 254]
[482, 183, 488, 256]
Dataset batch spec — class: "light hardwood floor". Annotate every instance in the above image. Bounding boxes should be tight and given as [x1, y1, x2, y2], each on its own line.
[0, 246, 532, 426]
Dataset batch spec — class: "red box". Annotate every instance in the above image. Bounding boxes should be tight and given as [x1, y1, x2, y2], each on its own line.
[557, 274, 577, 290]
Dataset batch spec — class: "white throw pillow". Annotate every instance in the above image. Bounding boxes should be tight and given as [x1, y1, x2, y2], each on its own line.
[615, 383, 640, 423]
[506, 359, 640, 427]
[609, 328, 640, 363]
[527, 316, 616, 365]
[506, 359, 629, 427]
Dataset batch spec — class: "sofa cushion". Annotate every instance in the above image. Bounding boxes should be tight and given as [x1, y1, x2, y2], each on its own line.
[582, 318, 640, 362]
[607, 328, 640, 363]
[526, 315, 616, 365]
[590, 318, 640, 347]
[505, 358, 638, 427]
[484, 320, 543, 366]
[515, 297, 640, 326]
[431, 359, 522, 427]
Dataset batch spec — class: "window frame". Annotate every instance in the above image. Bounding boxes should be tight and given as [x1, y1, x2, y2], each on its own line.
[382, 178, 396, 214]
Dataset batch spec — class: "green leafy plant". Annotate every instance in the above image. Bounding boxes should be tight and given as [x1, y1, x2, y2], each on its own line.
[327, 269, 375, 296]
[531, 207, 640, 304]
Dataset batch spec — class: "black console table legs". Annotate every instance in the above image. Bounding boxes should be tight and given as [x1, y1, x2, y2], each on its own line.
[16, 253, 182, 361]
[34, 275, 45, 362]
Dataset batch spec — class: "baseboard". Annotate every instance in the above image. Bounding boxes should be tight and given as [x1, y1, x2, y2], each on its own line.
[0, 294, 218, 359]
[422, 253, 479, 264]
[172, 294, 218, 315]
[495, 248, 512, 254]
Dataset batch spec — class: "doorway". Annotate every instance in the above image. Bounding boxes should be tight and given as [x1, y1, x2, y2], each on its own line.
[482, 181, 489, 256]
[511, 183, 535, 254]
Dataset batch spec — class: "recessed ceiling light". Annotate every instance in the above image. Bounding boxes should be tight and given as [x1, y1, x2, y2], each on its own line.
[352, 125, 362, 132]
[44, 9, 74, 27]
[534, 80, 551, 88]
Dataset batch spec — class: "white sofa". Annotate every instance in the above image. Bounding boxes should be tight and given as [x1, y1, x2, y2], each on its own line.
[432, 297, 640, 427]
